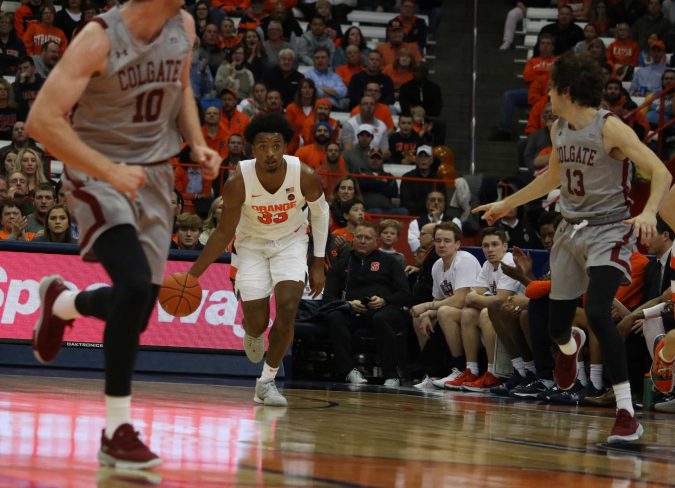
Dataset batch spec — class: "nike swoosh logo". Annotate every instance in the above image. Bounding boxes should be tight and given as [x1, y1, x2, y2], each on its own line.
[252, 194, 262, 198]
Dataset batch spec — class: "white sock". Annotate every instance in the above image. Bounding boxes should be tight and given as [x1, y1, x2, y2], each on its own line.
[577, 361, 588, 386]
[523, 360, 536, 374]
[259, 362, 279, 383]
[590, 364, 604, 390]
[487, 363, 495, 374]
[467, 362, 479, 376]
[613, 382, 634, 416]
[511, 357, 526, 376]
[105, 395, 131, 438]
[559, 335, 577, 355]
[53, 291, 80, 320]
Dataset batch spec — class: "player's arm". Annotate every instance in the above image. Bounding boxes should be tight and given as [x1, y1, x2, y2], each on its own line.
[25, 23, 145, 193]
[189, 170, 245, 278]
[473, 120, 561, 225]
[603, 116, 672, 243]
[467, 288, 515, 309]
[301, 163, 329, 297]
[428, 287, 471, 311]
[177, 10, 219, 179]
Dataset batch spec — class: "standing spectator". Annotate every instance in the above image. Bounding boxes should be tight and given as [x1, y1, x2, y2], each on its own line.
[215, 45, 256, 100]
[376, 20, 422, 69]
[400, 146, 442, 217]
[295, 121, 331, 169]
[351, 82, 395, 132]
[238, 81, 268, 118]
[218, 88, 251, 138]
[389, 113, 422, 165]
[238, 0, 270, 33]
[243, 29, 269, 81]
[33, 204, 75, 243]
[23, 5, 68, 56]
[632, 0, 671, 50]
[55, 0, 82, 41]
[379, 219, 406, 268]
[190, 39, 215, 100]
[0, 199, 35, 241]
[341, 97, 389, 156]
[356, 147, 405, 215]
[630, 39, 668, 95]
[14, 0, 45, 39]
[343, 124, 374, 172]
[300, 97, 340, 146]
[387, 0, 428, 52]
[0, 13, 27, 76]
[406, 190, 456, 253]
[607, 23, 640, 80]
[323, 221, 411, 386]
[212, 133, 246, 195]
[298, 15, 334, 66]
[171, 213, 204, 251]
[304, 47, 347, 107]
[0, 79, 18, 140]
[263, 20, 293, 66]
[332, 26, 369, 68]
[262, 48, 303, 106]
[200, 23, 226, 77]
[32, 40, 60, 79]
[218, 18, 243, 60]
[202, 106, 229, 158]
[535, 5, 584, 56]
[399, 63, 442, 119]
[335, 44, 365, 88]
[348, 50, 395, 109]
[26, 182, 54, 233]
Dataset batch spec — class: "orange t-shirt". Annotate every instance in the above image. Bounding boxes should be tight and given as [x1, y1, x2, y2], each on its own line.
[607, 39, 640, 68]
[219, 110, 250, 140]
[300, 116, 340, 146]
[376, 41, 422, 68]
[23, 24, 68, 56]
[336, 63, 365, 87]
[316, 157, 347, 197]
[351, 103, 395, 129]
[285, 102, 314, 132]
[382, 64, 414, 89]
[0, 229, 36, 241]
[295, 143, 327, 169]
[332, 226, 354, 243]
[202, 125, 230, 158]
[213, 0, 249, 11]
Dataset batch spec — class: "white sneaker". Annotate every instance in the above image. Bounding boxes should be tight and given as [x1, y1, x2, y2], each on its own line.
[346, 368, 368, 385]
[432, 368, 462, 389]
[499, 41, 511, 50]
[244, 332, 265, 363]
[413, 375, 435, 389]
[383, 378, 400, 388]
[253, 379, 287, 406]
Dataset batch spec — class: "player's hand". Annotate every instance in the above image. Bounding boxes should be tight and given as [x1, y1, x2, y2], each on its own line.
[472, 200, 511, 225]
[11, 215, 27, 239]
[368, 295, 385, 310]
[350, 300, 368, 313]
[404, 265, 419, 276]
[108, 163, 146, 200]
[617, 313, 640, 339]
[512, 246, 533, 275]
[411, 302, 429, 317]
[334, 235, 348, 251]
[416, 315, 435, 337]
[308, 259, 325, 298]
[624, 211, 657, 245]
[191, 145, 221, 180]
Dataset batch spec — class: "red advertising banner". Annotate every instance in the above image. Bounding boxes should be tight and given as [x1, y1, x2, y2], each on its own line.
[0, 251, 274, 351]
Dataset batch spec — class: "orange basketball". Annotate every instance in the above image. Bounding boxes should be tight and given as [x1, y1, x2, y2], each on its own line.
[158, 272, 203, 317]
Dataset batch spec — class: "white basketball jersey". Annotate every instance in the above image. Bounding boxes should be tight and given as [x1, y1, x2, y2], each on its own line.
[237, 156, 307, 241]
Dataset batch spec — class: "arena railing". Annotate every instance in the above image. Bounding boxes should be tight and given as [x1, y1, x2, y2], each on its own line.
[623, 83, 675, 159]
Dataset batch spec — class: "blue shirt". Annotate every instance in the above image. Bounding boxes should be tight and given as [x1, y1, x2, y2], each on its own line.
[630, 63, 667, 95]
[304, 68, 347, 106]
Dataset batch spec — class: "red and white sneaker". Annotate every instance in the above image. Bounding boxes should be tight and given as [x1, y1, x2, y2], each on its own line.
[607, 409, 644, 443]
[32, 275, 74, 364]
[462, 372, 503, 392]
[554, 326, 586, 391]
[443, 369, 478, 390]
[98, 424, 162, 470]
[651, 336, 675, 394]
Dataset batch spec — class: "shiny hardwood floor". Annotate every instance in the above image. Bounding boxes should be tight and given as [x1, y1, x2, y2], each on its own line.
[0, 374, 674, 487]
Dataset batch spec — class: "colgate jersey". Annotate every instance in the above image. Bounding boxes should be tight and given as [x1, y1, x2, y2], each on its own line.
[236, 155, 307, 241]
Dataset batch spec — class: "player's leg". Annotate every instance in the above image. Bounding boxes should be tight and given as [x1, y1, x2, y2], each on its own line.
[432, 305, 466, 388]
[463, 308, 503, 391]
[240, 297, 271, 363]
[445, 306, 480, 389]
[371, 306, 409, 385]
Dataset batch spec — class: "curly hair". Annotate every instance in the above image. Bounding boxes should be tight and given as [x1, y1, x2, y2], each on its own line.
[551, 51, 604, 108]
[244, 112, 295, 143]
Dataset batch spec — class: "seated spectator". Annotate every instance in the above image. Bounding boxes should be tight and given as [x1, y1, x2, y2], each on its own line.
[378, 219, 406, 268]
[318, 142, 348, 196]
[335, 44, 366, 88]
[298, 15, 334, 66]
[238, 81, 268, 118]
[218, 18, 242, 60]
[217, 0, 247, 17]
[0, 199, 35, 240]
[332, 197, 365, 243]
[286, 78, 318, 137]
[602, 78, 649, 139]
[304, 47, 347, 107]
[313, 0, 343, 42]
[190, 38, 216, 100]
[407, 190, 460, 253]
[295, 121, 331, 169]
[376, 20, 422, 69]
[13, 56, 45, 120]
[535, 5, 584, 56]
[389, 113, 423, 165]
[323, 221, 411, 386]
[351, 82, 396, 133]
[630, 39, 668, 95]
[213, 133, 245, 195]
[356, 147, 407, 215]
[0, 12, 27, 76]
[497, 205, 541, 249]
[7, 172, 30, 204]
[14, 0, 45, 39]
[400, 146, 443, 217]
[632, 0, 671, 51]
[382, 46, 416, 96]
[174, 145, 213, 198]
[299, 98, 340, 147]
[261, 2, 303, 48]
[0, 121, 43, 169]
[263, 20, 293, 66]
[410, 105, 434, 145]
[607, 23, 640, 80]
[524, 102, 555, 173]
[644, 68, 675, 128]
[171, 213, 205, 250]
[218, 88, 251, 140]
[2, 150, 17, 178]
[198, 196, 222, 246]
[343, 124, 374, 172]
[399, 62, 442, 122]
[262, 48, 303, 107]
[387, 0, 428, 52]
[332, 26, 370, 68]
[574, 22, 599, 53]
[348, 50, 396, 109]
[341, 96, 390, 157]
[330, 175, 362, 230]
[264, 89, 284, 113]
[200, 23, 226, 77]
[54, 0, 80, 41]
[239, 0, 269, 34]
[0, 79, 18, 139]
[26, 182, 54, 233]
[410, 222, 482, 388]
[242, 29, 269, 81]
[33, 204, 75, 243]
[15, 147, 50, 194]
[586, 37, 607, 66]
[70, 1, 98, 40]
[215, 45, 256, 100]
[22, 5, 67, 56]
[202, 106, 229, 158]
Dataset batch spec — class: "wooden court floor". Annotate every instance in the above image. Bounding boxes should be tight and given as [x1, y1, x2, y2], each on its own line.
[0, 375, 674, 487]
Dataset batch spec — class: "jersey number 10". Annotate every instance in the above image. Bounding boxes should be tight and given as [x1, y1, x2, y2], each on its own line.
[133, 89, 164, 123]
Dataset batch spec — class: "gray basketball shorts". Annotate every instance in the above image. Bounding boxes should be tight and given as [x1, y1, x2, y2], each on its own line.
[62, 163, 173, 284]
[549, 219, 636, 300]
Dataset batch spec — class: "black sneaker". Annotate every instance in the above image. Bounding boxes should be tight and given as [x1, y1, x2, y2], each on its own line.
[490, 369, 523, 396]
[546, 381, 588, 405]
[511, 378, 551, 398]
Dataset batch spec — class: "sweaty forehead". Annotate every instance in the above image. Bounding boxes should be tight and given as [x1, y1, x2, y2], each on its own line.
[253, 133, 285, 144]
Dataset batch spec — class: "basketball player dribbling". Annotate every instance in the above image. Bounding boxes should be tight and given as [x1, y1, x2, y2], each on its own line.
[189, 112, 329, 407]
[27, 0, 220, 469]
[475, 51, 672, 443]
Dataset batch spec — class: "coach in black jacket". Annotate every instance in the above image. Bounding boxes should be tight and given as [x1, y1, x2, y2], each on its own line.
[323, 221, 410, 384]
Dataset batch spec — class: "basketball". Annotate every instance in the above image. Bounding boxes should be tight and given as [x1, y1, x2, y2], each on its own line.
[158, 272, 202, 317]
